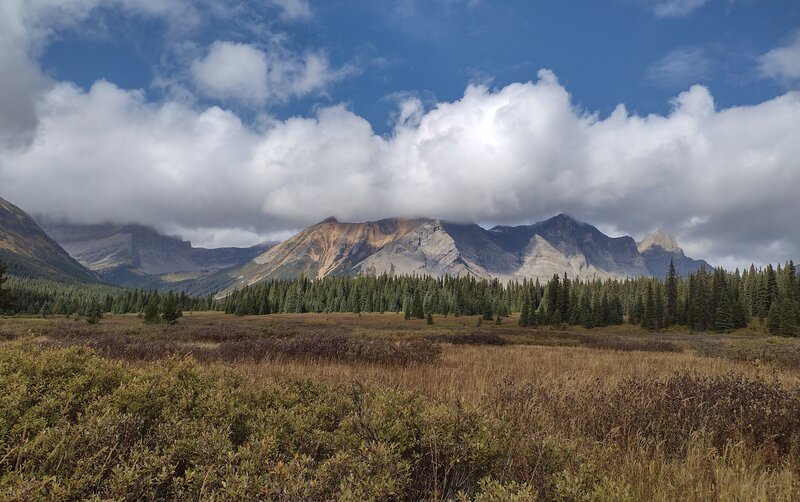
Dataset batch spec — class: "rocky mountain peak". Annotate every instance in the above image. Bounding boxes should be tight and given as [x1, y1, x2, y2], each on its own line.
[638, 229, 681, 253]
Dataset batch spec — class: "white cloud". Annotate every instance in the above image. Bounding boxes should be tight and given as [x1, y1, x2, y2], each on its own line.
[651, 0, 710, 17]
[760, 31, 800, 83]
[0, 0, 326, 145]
[2, 70, 800, 267]
[192, 42, 270, 104]
[0, 0, 201, 147]
[2, 0, 800, 268]
[645, 48, 714, 88]
[269, 0, 312, 21]
[191, 41, 353, 105]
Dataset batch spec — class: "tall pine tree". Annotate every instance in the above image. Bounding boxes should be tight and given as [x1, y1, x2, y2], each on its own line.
[665, 259, 678, 326]
[0, 261, 12, 313]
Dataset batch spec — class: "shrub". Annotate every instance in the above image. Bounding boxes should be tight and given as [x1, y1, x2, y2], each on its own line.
[40, 330, 441, 366]
[696, 339, 800, 371]
[577, 372, 800, 458]
[218, 334, 442, 366]
[577, 335, 682, 353]
[185, 325, 250, 343]
[0, 344, 524, 500]
[430, 332, 508, 346]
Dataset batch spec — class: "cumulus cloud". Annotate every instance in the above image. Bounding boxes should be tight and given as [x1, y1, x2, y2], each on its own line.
[2, 69, 800, 267]
[191, 41, 353, 105]
[2, 0, 800, 268]
[192, 42, 270, 104]
[760, 30, 800, 84]
[0, 0, 201, 147]
[0, 0, 323, 144]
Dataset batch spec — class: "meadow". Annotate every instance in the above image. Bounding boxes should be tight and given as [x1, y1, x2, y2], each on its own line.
[2, 312, 799, 500]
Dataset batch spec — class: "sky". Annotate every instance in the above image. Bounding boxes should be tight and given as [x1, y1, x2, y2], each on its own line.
[0, 0, 799, 269]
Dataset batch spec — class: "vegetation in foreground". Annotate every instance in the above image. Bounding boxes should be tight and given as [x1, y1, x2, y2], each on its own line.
[2, 313, 800, 500]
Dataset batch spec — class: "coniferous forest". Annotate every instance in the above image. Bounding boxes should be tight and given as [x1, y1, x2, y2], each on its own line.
[220, 260, 800, 336]
[1, 271, 214, 318]
[3, 259, 799, 336]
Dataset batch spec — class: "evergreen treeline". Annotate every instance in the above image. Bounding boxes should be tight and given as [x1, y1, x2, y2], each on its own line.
[1, 272, 213, 318]
[3, 257, 799, 336]
[222, 260, 800, 336]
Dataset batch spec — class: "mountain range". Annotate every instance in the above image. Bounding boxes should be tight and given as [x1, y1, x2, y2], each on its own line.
[0, 196, 711, 293]
[37, 221, 273, 290]
[221, 215, 711, 294]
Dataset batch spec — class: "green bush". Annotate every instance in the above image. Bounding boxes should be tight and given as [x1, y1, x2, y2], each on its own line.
[0, 344, 533, 500]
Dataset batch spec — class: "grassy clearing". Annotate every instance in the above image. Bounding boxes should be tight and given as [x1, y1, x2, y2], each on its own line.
[1, 312, 799, 500]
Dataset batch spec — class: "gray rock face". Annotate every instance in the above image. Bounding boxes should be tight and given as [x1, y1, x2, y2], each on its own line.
[638, 229, 712, 278]
[225, 214, 712, 293]
[489, 214, 650, 280]
[237, 218, 435, 283]
[39, 221, 271, 288]
[638, 230, 680, 254]
[359, 220, 485, 278]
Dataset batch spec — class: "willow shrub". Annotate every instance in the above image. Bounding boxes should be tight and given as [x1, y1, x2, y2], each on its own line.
[0, 344, 539, 501]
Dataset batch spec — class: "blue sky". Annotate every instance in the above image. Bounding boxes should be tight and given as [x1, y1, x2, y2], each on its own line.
[1, 0, 800, 267]
[39, 0, 798, 131]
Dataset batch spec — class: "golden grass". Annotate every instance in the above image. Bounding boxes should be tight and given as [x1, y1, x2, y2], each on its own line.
[238, 343, 800, 403]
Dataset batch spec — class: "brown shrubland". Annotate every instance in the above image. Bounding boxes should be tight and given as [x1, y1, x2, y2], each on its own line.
[1, 312, 799, 500]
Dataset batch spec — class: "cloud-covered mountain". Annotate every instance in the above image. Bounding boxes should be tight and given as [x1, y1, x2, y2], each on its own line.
[0, 197, 98, 283]
[637, 229, 712, 278]
[223, 214, 710, 293]
[1, 0, 798, 269]
[39, 221, 272, 290]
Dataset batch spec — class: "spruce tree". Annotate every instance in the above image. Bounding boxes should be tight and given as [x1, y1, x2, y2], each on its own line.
[142, 297, 160, 324]
[411, 289, 424, 319]
[642, 283, 656, 331]
[161, 293, 182, 324]
[579, 293, 593, 329]
[518, 294, 530, 326]
[714, 290, 735, 332]
[482, 304, 494, 321]
[0, 261, 11, 313]
[86, 300, 103, 324]
[631, 294, 644, 325]
[546, 274, 560, 324]
[653, 282, 665, 330]
[765, 264, 778, 314]
[665, 259, 678, 326]
[777, 298, 798, 337]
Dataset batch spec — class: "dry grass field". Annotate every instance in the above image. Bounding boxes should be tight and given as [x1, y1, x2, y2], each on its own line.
[2, 312, 800, 500]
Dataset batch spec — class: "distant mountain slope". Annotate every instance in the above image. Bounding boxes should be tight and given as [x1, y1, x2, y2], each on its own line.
[233, 217, 435, 283]
[489, 214, 650, 279]
[223, 214, 711, 293]
[0, 197, 98, 283]
[638, 229, 712, 278]
[40, 221, 272, 289]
